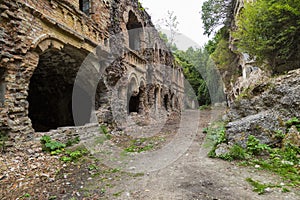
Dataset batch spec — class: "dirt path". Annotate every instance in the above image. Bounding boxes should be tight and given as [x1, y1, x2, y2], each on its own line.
[98, 110, 300, 200]
[1, 110, 300, 199]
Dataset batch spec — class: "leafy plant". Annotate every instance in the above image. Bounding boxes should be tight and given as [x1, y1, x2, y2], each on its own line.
[201, 0, 235, 36]
[88, 164, 98, 171]
[20, 193, 31, 199]
[246, 178, 279, 195]
[213, 144, 249, 161]
[206, 121, 231, 158]
[246, 135, 271, 155]
[280, 143, 300, 163]
[285, 117, 300, 131]
[125, 143, 153, 153]
[137, 1, 145, 11]
[48, 196, 57, 200]
[245, 143, 300, 187]
[40, 135, 66, 153]
[100, 125, 111, 140]
[124, 138, 154, 153]
[60, 148, 88, 162]
[202, 127, 209, 133]
[274, 130, 285, 140]
[246, 177, 290, 194]
[103, 168, 120, 174]
[228, 144, 248, 160]
[0, 131, 8, 153]
[199, 105, 211, 110]
[216, 128, 227, 145]
[207, 121, 299, 189]
[66, 136, 80, 147]
[113, 190, 124, 197]
[60, 156, 72, 162]
[40, 135, 89, 163]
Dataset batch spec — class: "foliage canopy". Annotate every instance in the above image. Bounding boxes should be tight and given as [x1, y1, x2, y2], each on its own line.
[234, 0, 300, 73]
[201, 0, 234, 36]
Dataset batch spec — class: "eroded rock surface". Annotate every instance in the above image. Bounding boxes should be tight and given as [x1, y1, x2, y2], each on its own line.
[226, 69, 300, 146]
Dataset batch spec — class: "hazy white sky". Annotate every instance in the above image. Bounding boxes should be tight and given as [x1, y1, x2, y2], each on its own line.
[139, 0, 209, 49]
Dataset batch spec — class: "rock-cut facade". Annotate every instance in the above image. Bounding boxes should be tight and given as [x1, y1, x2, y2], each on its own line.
[0, 0, 185, 143]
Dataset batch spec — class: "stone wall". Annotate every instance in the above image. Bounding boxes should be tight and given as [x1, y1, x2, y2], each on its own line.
[0, 0, 184, 144]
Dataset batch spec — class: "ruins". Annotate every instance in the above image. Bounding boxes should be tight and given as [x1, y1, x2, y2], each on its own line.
[0, 0, 185, 143]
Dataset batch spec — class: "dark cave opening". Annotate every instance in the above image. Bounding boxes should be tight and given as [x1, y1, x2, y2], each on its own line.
[28, 47, 91, 132]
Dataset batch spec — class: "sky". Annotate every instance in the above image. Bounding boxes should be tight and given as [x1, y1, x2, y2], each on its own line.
[139, 0, 209, 50]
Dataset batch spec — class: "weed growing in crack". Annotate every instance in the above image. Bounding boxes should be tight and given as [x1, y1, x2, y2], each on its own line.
[100, 124, 111, 140]
[124, 138, 154, 153]
[0, 132, 8, 153]
[19, 193, 31, 199]
[246, 178, 280, 195]
[113, 190, 124, 197]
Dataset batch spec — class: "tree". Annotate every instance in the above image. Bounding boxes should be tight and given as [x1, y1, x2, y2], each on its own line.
[234, 0, 300, 73]
[201, 0, 235, 36]
[156, 11, 179, 50]
[204, 28, 239, 89]
[174, 47, 215, 105]
[210, 30, 237, 72]
[164, 11, 179, 47]
[159, 32, 178, 52]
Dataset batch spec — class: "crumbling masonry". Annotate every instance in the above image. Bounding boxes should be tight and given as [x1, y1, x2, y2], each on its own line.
[0, 0, 184, 142]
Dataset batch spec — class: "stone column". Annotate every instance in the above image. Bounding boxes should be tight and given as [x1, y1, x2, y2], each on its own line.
[138, 85, 146, 115]
[6, 52, 38, 141]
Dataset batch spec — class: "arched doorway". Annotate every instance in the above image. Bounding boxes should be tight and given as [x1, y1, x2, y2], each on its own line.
[128, 92, 140, 113]
[163, 94, 169, 111]
[127, 77, 139, 114]
[27, 45, 91, 132]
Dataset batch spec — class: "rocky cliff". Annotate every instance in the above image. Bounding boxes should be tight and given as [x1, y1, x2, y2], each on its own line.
[221, 0, 300, 149]
[225, 68, 300, 147]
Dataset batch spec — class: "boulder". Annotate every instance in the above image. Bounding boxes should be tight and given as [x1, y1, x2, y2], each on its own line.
[215, 143, 232, 157]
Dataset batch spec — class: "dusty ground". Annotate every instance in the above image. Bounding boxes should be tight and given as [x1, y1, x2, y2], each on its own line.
[1, 109, 300, 200]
